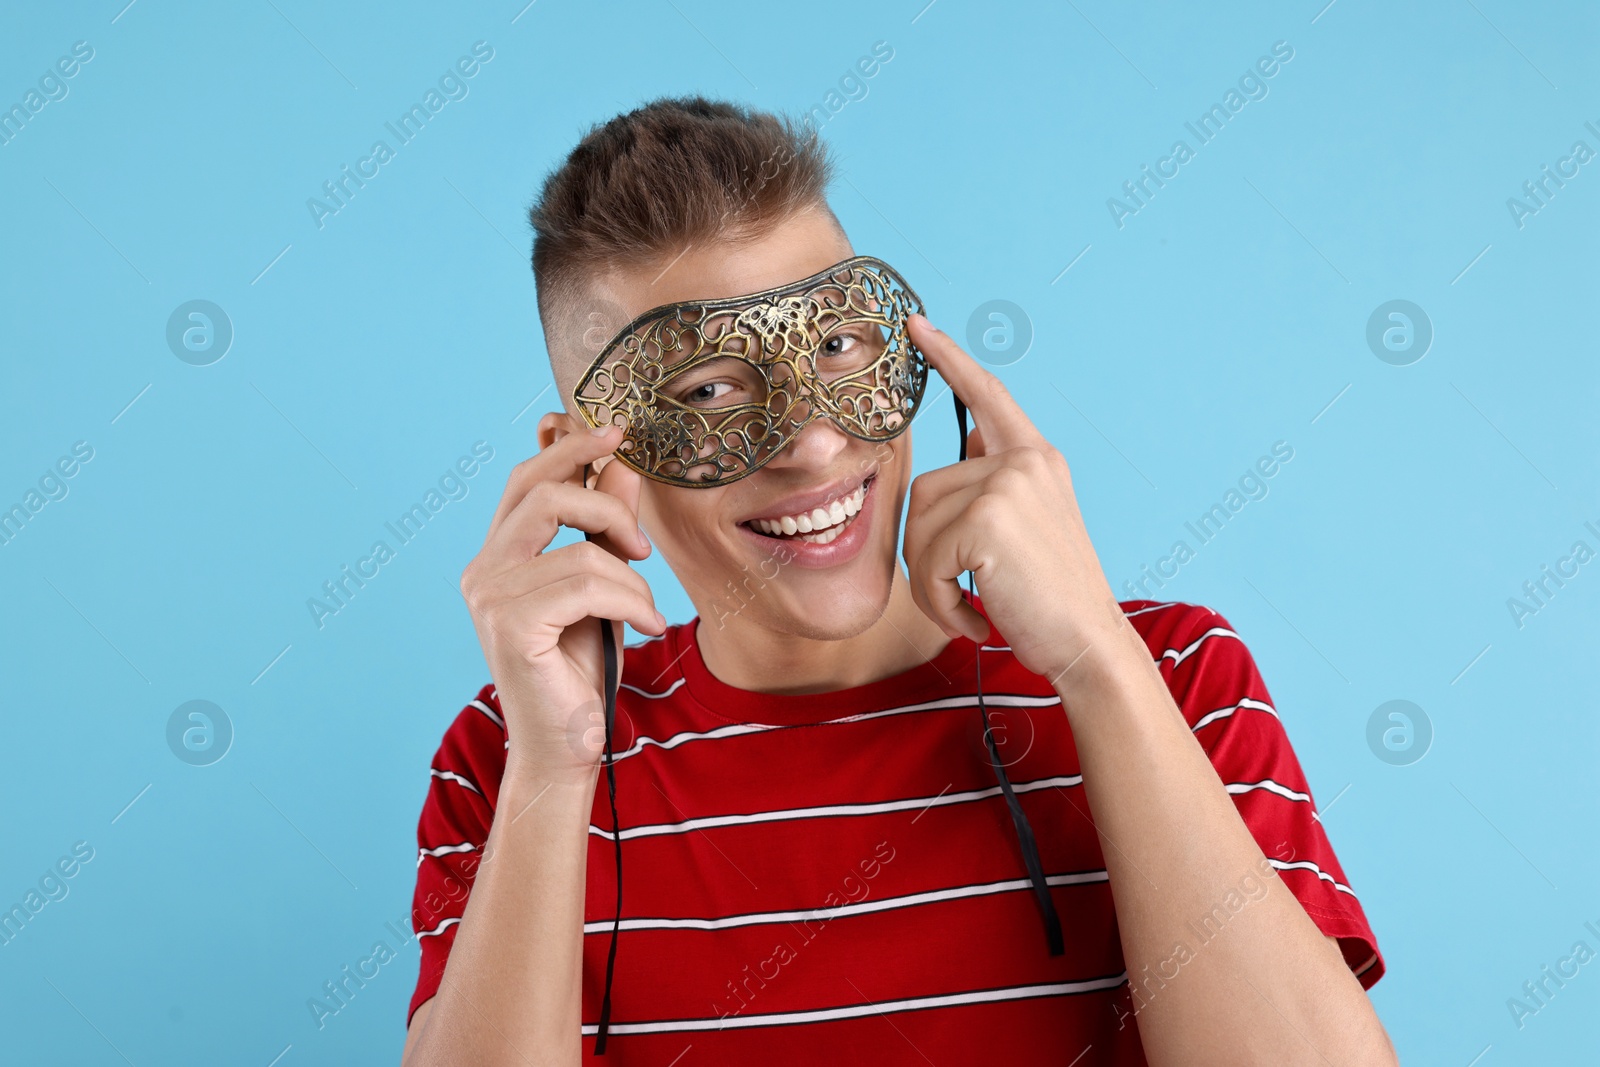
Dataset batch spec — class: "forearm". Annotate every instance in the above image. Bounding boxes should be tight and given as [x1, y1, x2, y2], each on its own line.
[1059, 631, 1394, 1066]
[404, 765, 597, 1067]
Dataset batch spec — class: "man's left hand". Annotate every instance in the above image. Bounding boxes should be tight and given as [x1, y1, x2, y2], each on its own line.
[901, 313, 1138, 689]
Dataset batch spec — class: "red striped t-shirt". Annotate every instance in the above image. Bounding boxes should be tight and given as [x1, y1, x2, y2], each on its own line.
[408, 598, 1383, 1063]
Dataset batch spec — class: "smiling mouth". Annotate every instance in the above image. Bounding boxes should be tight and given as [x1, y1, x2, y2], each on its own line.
[740, 475, 874, 546]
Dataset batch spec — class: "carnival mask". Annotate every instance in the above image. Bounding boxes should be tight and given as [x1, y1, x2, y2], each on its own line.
[572, 255, 928, 486]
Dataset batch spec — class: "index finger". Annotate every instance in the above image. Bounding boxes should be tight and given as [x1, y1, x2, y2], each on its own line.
[487, 422, 623, 538]
[586, 443, 647, 561]
[908, 313, 1040, 453]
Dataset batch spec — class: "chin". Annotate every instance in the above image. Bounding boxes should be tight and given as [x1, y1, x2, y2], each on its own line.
[763, 584, 891, 642]
[694, 530, 899, 641]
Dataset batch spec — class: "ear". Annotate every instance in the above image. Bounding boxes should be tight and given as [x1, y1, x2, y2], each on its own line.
[536, 409, 582, 451]
[538, 409, 616, 485]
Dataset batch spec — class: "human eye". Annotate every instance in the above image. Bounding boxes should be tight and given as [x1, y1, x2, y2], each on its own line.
[683, 380, 735, 405]
[821, 333, 860, 358]
[816, 323, 886, 373]
[664, 357, 763, 408]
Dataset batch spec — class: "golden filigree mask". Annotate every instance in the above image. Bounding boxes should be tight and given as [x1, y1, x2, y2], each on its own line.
[572, 256, 927, 487]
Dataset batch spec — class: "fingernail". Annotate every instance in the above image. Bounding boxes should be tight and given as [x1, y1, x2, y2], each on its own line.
[590, 424, 613, 437]
[654, 610, 667, 629]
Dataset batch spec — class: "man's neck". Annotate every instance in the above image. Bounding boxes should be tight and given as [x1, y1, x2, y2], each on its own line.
[694, 565, 954, 695]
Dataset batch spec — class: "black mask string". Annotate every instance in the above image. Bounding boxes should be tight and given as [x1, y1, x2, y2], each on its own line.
[583, 463, 623, 1056]
[953, 397, 1066, 959]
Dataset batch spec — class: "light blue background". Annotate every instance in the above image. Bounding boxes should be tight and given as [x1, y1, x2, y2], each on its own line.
[2, 1, 1595, 1063]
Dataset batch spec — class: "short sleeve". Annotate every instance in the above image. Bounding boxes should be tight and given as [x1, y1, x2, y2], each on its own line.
[407, 684, 508, 1025]
[1151, 604, 1385, 990]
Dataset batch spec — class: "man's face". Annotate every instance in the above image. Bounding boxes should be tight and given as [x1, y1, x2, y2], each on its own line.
[567, 208, 914, 642]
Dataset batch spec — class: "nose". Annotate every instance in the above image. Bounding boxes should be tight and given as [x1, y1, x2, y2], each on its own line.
[762, 407, 852, 476]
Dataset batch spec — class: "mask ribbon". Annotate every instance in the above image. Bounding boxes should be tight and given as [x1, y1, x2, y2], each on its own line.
[953, 396, 1066, 959]
[584, 467, 623, 1056]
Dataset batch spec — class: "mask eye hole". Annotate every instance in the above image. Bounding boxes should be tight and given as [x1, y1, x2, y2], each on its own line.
[813, 320, 888, 379]
[659, 356, 767, 409]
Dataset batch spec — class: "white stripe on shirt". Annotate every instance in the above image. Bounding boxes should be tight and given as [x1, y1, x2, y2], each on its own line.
[579, 973, 1129, 1035]
[1192, 697, 1278, 732]
[1225, 778, 1311, 803]
[1270, 858, 1355, 896]
[619, 676, 687, 699]
[430, 768, 482, 795]
[588, 774, 1083, 842]
[1156, 627, 1240, 668]
[1122, 601, 1182, 617]
[417, 916, 461, 939]
[608, 692, 1063, 765]
[582, 869, 1109, 934]
[469, 699, 503, 729]
[417, 842, 476, 867]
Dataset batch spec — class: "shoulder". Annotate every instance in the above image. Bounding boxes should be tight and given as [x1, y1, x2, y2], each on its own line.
[428, 682, 510, 809]
[1118, 599, 1271, 725]
[1119, 599, 1242, 658]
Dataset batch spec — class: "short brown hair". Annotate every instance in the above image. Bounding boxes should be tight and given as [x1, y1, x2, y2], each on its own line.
[528, 97, 837, 386]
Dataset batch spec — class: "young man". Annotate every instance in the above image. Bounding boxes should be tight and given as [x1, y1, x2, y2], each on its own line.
[401, 98, 1394, 1066]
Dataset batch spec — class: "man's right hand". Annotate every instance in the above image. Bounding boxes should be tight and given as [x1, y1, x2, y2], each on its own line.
[458, 421, 663, 787]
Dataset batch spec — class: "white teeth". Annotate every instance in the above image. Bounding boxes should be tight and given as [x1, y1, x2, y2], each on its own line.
[747, 482, 869, 543]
